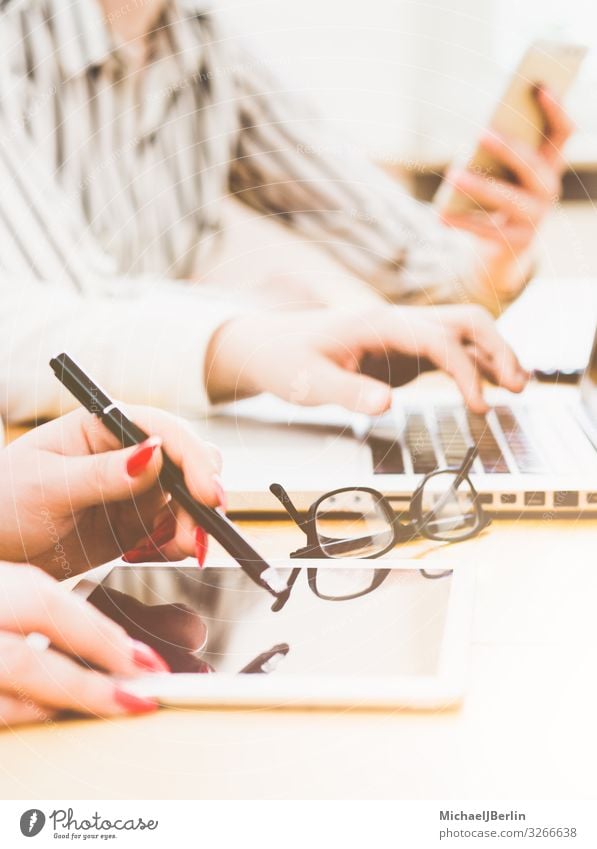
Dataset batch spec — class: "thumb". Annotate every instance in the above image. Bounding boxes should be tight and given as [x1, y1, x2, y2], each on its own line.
[307, 357, 392, 415]
[58, 437, 164, 511]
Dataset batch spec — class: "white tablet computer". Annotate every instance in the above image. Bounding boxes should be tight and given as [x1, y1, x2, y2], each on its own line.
[73, 560, 474, 709]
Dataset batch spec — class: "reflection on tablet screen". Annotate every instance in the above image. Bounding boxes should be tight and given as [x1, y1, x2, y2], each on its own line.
[87, 566, 452, 677]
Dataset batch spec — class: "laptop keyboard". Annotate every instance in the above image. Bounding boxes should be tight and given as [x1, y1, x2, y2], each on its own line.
[493, 407, 545, 474]
[368, 404, 547, 475]
[404, 412, 437, 474]
[437, 408, 477, 468]
[368, 434, 405, 475]
[465, 410, 509, 473]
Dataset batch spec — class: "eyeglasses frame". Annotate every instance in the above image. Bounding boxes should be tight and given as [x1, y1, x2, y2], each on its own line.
[264, 446, 490, 609]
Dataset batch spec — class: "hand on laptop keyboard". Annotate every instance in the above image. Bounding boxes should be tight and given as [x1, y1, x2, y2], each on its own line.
[359, 350, 436, 388]
[206, 304, 529, 416]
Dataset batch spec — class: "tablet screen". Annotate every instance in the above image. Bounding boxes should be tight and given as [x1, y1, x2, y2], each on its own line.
[86, 565, 453, 677]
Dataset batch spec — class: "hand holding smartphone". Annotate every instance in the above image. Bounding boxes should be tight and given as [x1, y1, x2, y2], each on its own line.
[435, 40, 587, 216]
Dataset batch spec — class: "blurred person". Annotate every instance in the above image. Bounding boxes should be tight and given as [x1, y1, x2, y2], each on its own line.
[0, 0, 568, 420]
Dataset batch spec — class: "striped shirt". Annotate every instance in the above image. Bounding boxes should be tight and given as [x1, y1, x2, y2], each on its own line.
[0, 0, 479, 421]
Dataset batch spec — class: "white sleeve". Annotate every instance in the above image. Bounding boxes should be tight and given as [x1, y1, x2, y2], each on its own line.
[0, 274, 239, 423]
[0, 106, 239, 422]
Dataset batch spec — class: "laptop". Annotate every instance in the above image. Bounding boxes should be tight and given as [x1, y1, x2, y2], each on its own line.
[200, 315, 597, 516]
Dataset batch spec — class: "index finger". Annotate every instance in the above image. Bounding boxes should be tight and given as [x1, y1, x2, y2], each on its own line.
[536, 86, 575, 168]
[0, 569, 155, 676]
[454, 309, 528, 392]
[479, 132, 559, 198]
[84, 405, 224, 508]
[0, 633, 155, 717]
[423, 330, 487, 414]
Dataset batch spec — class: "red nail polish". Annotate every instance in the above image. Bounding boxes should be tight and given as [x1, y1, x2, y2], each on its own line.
[213, 476, 227, 512]
[122, 547, 149, 563]
[121, 546, 165, 564]
[148, 515, 176, 548]
[131, 640, 170, 673]
[113, 687, 158, 714]
[123, 516, 176, 563]
[126, 437, 162, 478]
[195, 526, 208, 568]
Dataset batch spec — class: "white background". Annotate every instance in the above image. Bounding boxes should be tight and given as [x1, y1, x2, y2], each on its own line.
[220, 0, 597, 162]
[2, 799, 597, 847]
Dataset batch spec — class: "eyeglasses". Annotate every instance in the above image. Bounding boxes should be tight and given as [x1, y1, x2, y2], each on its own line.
[241, 446, 490, 611]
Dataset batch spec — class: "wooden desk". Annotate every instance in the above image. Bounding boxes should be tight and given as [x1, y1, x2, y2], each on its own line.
[0, 511, 595, 800]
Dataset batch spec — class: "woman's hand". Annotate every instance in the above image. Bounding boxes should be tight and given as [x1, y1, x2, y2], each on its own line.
[206, 303, 528, 415]
[441, 87, 574, 304]
[0, 563, 167, 727]
[0, 406, 225, 576]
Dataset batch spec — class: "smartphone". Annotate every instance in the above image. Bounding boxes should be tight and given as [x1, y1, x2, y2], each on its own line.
[435, 40, 587, 216]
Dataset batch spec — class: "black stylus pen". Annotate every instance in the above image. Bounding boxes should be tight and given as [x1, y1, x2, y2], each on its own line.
[50, 353, 287, 603]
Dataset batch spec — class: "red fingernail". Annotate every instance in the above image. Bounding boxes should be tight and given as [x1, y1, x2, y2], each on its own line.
[148, 515, 176, 548]
[122, 547, 149, 563]
[121, 546, 166, 564]
[197, 660, 215, 674]
[126, 437, 162, 478]
[213, 475, 227, 512]
[113, 687, 158, 714]
[131, 640, 170, 673]
[195, 526, 208, 568]
[122, 516, 176, 563]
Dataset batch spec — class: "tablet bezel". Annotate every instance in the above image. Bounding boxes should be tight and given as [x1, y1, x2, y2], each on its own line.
[72, 559, 474, 709]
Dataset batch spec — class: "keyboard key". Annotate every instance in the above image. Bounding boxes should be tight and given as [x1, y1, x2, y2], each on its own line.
[466, 412, 510, 473]
[404, 412, 438, 473]
[494, 407, 546, 474]
[436, 408, 472, 466]
[369, 436, 405, 475]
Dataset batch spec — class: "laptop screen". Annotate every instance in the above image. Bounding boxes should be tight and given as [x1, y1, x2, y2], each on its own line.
[581, 326, 597, 422]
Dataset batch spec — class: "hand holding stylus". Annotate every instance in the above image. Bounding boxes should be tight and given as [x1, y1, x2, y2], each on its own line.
[0, 404, 224, 576]
[49, 354, 282, 598]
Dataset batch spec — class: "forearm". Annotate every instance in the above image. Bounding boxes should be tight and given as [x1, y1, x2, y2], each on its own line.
[228, 52, 483, 307]
[466, 243, 535, 315]
[0, 276, 240, 423]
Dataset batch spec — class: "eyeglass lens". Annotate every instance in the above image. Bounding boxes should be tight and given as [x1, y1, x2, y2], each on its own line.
[418, 471, 480, 540]
[314, 489, 394, 558]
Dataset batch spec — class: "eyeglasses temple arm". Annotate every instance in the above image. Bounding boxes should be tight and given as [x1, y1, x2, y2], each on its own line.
[455, 445, 478, 485]
[269, 483, 309, 532]
[415, 444, 481, 532]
